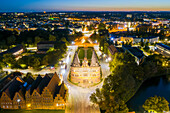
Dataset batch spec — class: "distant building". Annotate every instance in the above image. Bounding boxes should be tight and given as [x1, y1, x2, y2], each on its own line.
[122, 46, 145, 65]
[142, 37, 159, 44]
[126, 14, 132, 18]
[0, 45, 24, 56]
[107, 45, 124, 57]
[108, 45, 119, 57]
[37, 41, 56, 54]
[109, 33, 159, 45]
[156, 43, 170, 57]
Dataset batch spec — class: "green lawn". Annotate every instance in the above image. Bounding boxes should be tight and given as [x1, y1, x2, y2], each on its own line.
[87, 49, 92, 60]
[78, 48, 85, 60]
[78, 48, 93, 60]
[0, 109, 65, 113]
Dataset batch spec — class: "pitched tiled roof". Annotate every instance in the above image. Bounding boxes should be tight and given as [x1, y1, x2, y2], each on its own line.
[28, 75, 43, 95]
[59, 81, 67, 99]
[36, 74, 51, 94]
[90, 50, 99, 67]
[0, 45, 24, 56]
[47, 72, 61, 97]
[108, 45, 118, 55]
[72, 52, 80, 67]
[4, 77, 24, 99]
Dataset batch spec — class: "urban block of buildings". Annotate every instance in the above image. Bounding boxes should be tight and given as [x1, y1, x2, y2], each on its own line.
[0, 72, 68, 110]
[156, 43, 170, 58]
[109, 34, 159, 45]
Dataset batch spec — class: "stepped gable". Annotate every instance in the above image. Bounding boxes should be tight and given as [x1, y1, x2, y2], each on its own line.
[47, 72, 61, 96]
[4, 77, 24, 99]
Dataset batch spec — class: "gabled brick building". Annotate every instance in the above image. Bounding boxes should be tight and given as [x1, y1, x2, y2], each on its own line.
[0, 73, 68, 110]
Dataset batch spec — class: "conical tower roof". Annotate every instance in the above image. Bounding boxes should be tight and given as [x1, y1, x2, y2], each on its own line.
[72, 51, 80, 67]
[90, 50, 99, 67]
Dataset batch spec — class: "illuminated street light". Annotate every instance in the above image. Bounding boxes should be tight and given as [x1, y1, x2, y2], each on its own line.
[103, 54, 106, 57]
[17, 99, 20, 102]
[108, 57, 111, 61]
[27, 104, 31, 107]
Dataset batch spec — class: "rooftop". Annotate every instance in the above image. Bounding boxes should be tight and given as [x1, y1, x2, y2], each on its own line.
[157, 43, 170, 50]
[123, 46, 145, 59]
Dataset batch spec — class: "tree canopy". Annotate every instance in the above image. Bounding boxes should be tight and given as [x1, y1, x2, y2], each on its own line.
[90, 52, 164, 112]
[143, 96, 169, 113]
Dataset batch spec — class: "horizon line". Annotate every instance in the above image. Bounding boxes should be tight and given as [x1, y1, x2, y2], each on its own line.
[0, 10, 170, 13]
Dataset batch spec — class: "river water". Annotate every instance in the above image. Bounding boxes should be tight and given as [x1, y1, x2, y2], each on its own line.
[127, 75, 170, 112]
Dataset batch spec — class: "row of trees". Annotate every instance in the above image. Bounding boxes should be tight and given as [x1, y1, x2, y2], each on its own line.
[0, 28, 74, 49]
[0, 40, 67, 70]
[90, 23, 109, 54]
[90, 52, 166, 112]
[1, 48, 66, 70]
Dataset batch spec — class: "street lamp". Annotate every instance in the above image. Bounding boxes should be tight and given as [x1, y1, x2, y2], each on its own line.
[108, 57, 111, 61]
[17, 99, 21, 103]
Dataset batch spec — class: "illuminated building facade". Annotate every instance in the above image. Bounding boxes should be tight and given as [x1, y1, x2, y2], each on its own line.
[156, 43, 170, 58]
[0, 73, 68, 110]
[70, 50, 101, 84]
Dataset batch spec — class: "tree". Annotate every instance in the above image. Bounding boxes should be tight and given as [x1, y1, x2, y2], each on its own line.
[3, 53, 16, 67]
[27, 37, 33, 46]
[0, 56, 4, 69]
[61, 37, 69, 46]
[143, 96, 169, 113]
[32, 57, 41, 69]
[26, 72, 33, 79]
[42, 55, 49, 66]
[7, 35, 16, 46]
[98, 23, 106, 30]
[49, 34, 56, 41]
[34, 36, 41, 45]
[104, 41, 109, 54]
[109, 52, 134, 72]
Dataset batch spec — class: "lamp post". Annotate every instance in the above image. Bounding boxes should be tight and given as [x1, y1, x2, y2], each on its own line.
[17, 99, 21, 109]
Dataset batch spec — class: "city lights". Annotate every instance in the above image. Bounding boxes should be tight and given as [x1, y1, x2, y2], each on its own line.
[0, 4, 169, 113]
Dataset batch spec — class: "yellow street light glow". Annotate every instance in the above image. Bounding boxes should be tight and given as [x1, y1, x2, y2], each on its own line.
[27, 104, 31, 107]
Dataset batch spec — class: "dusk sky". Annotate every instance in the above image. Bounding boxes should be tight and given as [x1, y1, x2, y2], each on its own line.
[0, 0, 170, 12]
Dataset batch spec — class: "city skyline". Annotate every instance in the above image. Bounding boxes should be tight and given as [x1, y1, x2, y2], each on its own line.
[0, 0, 170, 12]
